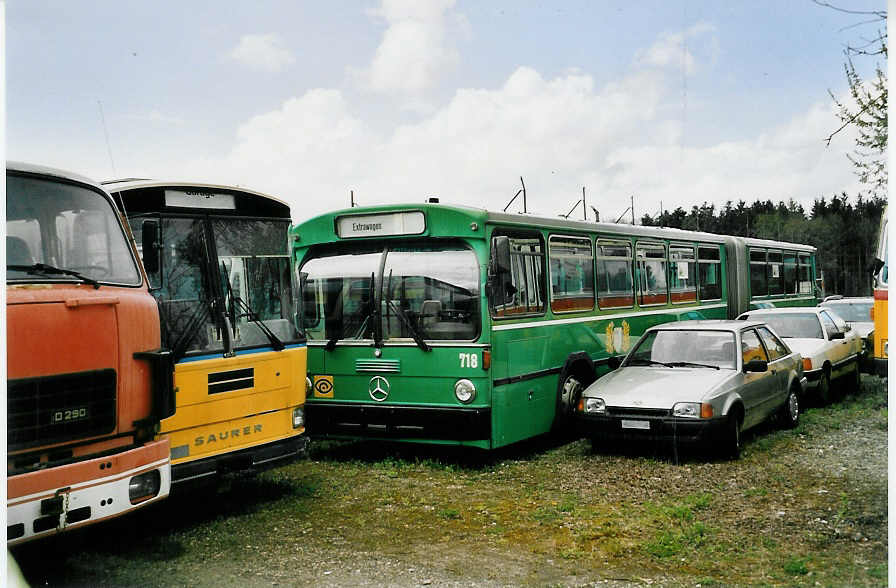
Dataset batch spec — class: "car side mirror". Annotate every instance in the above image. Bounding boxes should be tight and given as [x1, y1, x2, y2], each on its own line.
[141, 219, 160, 274]
[743, 359, 768, 373]
[842, 324, 852, 332]
[607, 356, 622, 370]
[830, 331, 845, 340]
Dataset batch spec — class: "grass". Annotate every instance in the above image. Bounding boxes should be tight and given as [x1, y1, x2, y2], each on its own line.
[11, 375, 888, 587]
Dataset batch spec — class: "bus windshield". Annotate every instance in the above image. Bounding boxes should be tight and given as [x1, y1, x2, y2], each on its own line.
[301, 242, 480, 342]
[131, 216, 301, 357]
[7, 175, 141, 286]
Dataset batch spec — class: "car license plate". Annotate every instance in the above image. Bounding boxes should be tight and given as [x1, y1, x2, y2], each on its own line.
[621, 419, 650, 430]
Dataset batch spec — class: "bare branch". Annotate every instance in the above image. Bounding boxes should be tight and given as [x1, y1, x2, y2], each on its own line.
[811, 0, 886, 18]
[824, 94, 885, 147]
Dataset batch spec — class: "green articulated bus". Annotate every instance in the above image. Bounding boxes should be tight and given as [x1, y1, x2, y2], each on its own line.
[291, 203, 820, 449]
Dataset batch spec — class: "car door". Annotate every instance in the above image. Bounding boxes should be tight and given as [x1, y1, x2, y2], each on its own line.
[756, 326, 793, 414]
[739, 328, 775, 429]
[824, 309, 863, 357]
[819, 310, 851, 366]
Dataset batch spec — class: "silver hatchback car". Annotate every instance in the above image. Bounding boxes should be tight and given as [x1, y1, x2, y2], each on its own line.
[576, 320, 807, 458]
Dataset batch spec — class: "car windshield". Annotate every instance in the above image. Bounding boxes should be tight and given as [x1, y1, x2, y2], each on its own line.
[7, 173, 141, 285]
[624, 330, 737, 369]
[820, 302, 872, 322]
[753, 313, 823, 339]
[301, 241, 480, 342]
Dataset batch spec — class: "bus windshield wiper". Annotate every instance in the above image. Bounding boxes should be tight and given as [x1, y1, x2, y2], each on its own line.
[8, 263, 101, 289]
[221, 262, 284, 352]
[384, 269, 431, 353]
[325, 272, 377, 352]
[668, 361, 720, 370]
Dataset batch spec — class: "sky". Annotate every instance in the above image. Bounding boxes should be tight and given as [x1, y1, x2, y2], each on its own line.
[5, 0, 887, 224]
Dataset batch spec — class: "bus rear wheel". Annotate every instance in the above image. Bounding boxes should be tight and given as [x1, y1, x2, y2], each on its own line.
[552, 372, 587, 434]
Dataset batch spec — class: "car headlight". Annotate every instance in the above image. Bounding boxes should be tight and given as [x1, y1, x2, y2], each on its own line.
[292, 406, 305, 429]
[584, 397, 606, 414]
[672, 402, 713, 418]
[673, 402, 701, 418]
[129, 470, 162, 504]
[454, 379, 476, 404]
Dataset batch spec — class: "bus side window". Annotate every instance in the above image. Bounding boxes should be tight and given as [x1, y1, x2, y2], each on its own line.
[491, 234, 545, 317]
[750, 248, 767, 298]
[596, 240, 634, 309]
[697, 245, 721, 301]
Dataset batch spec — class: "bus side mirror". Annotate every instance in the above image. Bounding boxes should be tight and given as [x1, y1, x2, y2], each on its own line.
[141, 220, 160, 274]
[492, 236, 511, 276]
[487, 236, 514, 307]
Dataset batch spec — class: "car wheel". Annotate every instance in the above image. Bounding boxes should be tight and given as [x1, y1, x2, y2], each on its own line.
[848, 363, 861, 395]
[720, 412, 742, 460]
[778, 386, 800, 429]
[817, 368, 832, 405]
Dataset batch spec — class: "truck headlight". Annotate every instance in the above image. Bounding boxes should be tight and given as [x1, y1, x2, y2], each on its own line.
[584, 397, 606, 414]
[293, 406, 305, 429]
[129, 470, 162, 504]
[454, 379, 476, 404]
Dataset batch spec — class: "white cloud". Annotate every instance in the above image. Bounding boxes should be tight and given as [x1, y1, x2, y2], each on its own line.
[636, 22, 717, 75]
[229, 33, 295, 73]
[183, 24, 862, 225]
[353, 0, 462, 95]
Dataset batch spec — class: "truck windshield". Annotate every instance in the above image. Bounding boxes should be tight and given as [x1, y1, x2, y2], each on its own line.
[301, 242, 480, 342]
[6, 174, 141, 286]
[130, 216, 301, 357]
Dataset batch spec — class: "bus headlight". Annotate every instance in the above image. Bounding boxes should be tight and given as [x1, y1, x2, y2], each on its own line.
[293, 407, 305, 429]
[454, 379, 476, 404]
[129, 470, 162, 504]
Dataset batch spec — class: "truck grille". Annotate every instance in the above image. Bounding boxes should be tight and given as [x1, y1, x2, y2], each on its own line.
[8, 369, 117, 451]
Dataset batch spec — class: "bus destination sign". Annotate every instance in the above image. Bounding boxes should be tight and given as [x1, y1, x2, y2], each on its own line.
[337, 211, 425, 238]
[165, 189, 236, 210]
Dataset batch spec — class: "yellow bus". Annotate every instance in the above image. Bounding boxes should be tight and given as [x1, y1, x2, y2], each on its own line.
[105, 180, 308, 484]
[872, 207, 887, 376]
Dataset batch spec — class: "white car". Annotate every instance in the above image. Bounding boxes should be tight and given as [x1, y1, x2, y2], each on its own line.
[736, 307, 862, 403]
[575, 320, 806, 459]
[818, 296, 875, 371]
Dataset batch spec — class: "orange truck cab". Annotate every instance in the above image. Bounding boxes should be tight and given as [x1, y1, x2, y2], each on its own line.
[6, 162, 174, 544]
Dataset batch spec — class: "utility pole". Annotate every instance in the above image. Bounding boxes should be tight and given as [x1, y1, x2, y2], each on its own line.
[631, 195, 635, 225]
[350, 190, 355, 207]
[582, 186, 587, 221]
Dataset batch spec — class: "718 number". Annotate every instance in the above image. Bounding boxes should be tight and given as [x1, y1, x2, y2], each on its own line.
[459, 353, 478, 368]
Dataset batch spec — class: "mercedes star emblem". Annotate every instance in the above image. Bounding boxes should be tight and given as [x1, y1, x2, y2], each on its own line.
[368, 376, 390, 402]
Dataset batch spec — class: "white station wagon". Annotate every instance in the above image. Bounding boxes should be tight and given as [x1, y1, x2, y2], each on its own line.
[576, 320, 806, 459]
[736, 307, 863, 403]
